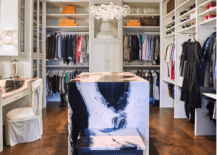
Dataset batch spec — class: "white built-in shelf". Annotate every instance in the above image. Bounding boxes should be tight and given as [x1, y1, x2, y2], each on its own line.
[124, 14, 160, 19]
[199, 6, 216, 16]
[178, 17, 196, 26]
[176, 82, 182, 87]
[199, 0, 216, 7]
[163, 9, 175, 19]
[177, 25, 196, 33]
[202, 92, 217, 100]
[199, 17, 217, 25]
[46, 26, 89, 32]
[164, 33, 175, 38]
[164, 26, 175, 32]
[164, 20, 175, 27]
[46, 65, 89, 68]
[123, 65, 160, 68]
[46, 14, 89, 20]
[123, 26, 160, 32]
[178, 8, 196, 20]
[176, 0, 196, 10]
[163, 78, 175, 84]
[46, 2, 89, 9]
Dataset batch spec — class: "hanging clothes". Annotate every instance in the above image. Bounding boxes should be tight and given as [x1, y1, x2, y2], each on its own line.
[165, 43, 175, 79]
[46, 33, 89, 64]
[180, 39, 202, 122]
[199, 32, 216, 88]
[123, 34, 160, 63]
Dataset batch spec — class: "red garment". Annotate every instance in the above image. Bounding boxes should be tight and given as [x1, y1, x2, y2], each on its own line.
[76, 35, 82, 63]
[171, 61, 175, 79]
[170, 45, 175, 79]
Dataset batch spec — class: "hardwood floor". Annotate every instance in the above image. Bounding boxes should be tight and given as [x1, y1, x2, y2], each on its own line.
[149, 106, 216, 155]
[0, 103, 215, 155]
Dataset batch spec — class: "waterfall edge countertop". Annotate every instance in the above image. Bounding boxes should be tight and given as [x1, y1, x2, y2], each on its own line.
[68, 72, 150, 155]
[70, 72, 148, 82]
[0, 78, 38, 99]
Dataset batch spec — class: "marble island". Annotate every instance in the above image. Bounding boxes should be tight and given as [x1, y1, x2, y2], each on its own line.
[68, 72, 149, 155]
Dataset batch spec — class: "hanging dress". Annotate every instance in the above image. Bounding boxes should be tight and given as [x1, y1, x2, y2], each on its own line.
[181, 40, 203, 109]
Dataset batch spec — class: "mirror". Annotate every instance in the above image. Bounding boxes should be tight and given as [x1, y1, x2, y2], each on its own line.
[0, 0, 19, 56]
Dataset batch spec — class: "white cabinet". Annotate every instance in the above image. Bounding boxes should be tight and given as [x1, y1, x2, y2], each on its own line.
[90, 42, 122, 72]
[107, 43, 121, 72]
[89, 0, 123, 72]
[91, 43, 106, 72]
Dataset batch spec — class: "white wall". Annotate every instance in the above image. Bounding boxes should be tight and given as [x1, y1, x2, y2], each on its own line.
[0, 0, 32, 79]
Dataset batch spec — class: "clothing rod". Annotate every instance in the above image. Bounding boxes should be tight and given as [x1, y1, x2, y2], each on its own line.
[46, 65, 89, 67]
[182, 33, 197, 34]
[46, 31, 89, 34]
[124, 32, 160, 35]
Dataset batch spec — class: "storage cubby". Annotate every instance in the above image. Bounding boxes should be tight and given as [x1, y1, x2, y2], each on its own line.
[46, 2, 89, 32]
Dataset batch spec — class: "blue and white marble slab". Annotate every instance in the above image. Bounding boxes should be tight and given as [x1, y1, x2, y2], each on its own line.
[68, 72, 149, 155]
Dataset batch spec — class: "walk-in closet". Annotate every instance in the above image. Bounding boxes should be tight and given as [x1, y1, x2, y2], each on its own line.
[0, 0, 216, 155]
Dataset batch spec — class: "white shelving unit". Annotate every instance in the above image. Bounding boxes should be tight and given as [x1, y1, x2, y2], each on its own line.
[46, 26, 89, 32]
[123, 65, 160, 68]
[124, 14, 160, 19]
[123, 26, 160, 32]
[164, 19, 175, 27]
[161, 0, 217, 141]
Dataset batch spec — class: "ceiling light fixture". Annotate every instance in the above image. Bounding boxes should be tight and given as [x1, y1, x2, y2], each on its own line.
[89, 2, 130, 20]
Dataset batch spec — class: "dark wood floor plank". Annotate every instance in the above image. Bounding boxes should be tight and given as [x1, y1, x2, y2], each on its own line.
[0, 103, 215, 155]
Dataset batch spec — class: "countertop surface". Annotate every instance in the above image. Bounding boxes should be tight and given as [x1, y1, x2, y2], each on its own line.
[0, 78, 38, 99]
[70, 72, 147, 82]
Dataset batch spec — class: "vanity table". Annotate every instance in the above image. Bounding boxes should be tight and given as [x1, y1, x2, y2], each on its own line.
[0, 78, 37, 152]
[68, 72, 150, 155]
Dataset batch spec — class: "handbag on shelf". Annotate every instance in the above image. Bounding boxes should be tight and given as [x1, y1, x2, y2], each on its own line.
[140, 16, 159, 26]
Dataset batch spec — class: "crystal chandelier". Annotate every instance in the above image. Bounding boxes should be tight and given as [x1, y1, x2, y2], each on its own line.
[89, 2, 130, 20]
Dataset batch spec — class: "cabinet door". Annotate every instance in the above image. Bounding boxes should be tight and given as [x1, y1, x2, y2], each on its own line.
[91, 43, 106, 72]
[19, 0, 26, 55]
[33, 59, 38, 78]
[107, 43, 122, 72]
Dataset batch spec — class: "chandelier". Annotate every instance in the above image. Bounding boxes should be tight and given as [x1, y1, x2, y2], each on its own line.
[89, 2, 130, 20]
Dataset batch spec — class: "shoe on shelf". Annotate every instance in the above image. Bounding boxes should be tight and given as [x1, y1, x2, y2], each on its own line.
[189, 5, 194, 10]
[182, 25, 185, 29]
[208, 14, 216, 20]
[191, 21, 196, 26]
[209, 3, 216, 9]
[192, 4, 196, 8]
[206, 5, 210, 10]
[205, 15, 209, 20]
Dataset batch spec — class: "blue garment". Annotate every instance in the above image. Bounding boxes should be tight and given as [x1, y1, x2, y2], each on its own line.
[138, 35, 142, 60]
[54, 35, 59, 59]
[199, 32, 216, 87]
[145, 35, 149, 61]
[129, 35, 132, 62]
[173, 45, 175, 78]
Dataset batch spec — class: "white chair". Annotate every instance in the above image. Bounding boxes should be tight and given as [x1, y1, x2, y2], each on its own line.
[5, 79, 43, 146]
